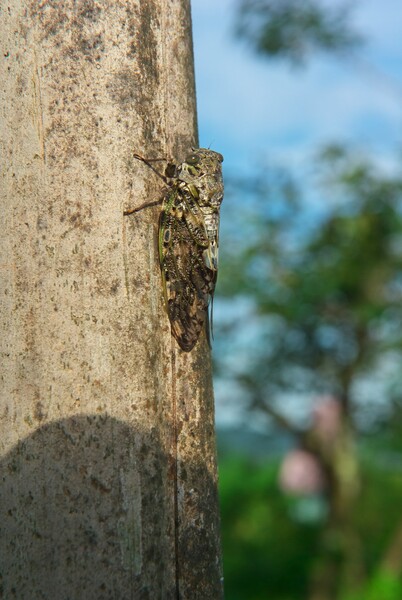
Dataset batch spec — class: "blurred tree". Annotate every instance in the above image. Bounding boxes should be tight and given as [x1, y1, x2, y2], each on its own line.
[221, 2, 402, 598]
[222, 148, 402, 407]
[234, 0, 363, 64]
[218, 149, 402, 599]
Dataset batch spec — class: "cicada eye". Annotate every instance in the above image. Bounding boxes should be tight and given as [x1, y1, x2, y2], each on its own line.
[185, 153, 200, 165]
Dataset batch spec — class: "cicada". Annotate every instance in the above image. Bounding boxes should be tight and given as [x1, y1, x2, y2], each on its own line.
[125, 148, 224, 352]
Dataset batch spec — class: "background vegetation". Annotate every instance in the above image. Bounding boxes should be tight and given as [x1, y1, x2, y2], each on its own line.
[210, 1, 402, 598]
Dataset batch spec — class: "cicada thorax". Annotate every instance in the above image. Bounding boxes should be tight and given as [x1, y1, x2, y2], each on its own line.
[158, 149, 224, 351]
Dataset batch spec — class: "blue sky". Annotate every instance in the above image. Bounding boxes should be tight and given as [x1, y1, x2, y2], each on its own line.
[191, 0, 402, 176]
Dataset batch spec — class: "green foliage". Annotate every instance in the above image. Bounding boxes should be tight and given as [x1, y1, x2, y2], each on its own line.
[360, 572, 402, 600]
[219, 453, 402, 600]
[355, 452, 402, 572]
[219, 457, 319, 599]
[235, 0, 363, 64]
[341, 556, 402, 599]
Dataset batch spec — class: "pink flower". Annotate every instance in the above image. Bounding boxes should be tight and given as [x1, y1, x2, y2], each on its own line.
[279, 449, 325, 495]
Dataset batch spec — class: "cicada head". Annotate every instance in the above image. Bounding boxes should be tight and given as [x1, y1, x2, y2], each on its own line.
[178, 148, 223, 181]
[177, 148, 224, 209]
